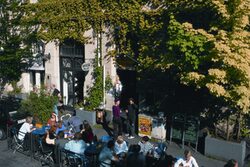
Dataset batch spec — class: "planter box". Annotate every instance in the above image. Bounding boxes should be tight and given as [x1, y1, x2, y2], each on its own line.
[205, 136, 246, 166]
[76, 109, 96, 125]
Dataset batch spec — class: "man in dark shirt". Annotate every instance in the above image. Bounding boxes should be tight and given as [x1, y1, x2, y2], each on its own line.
[112, 99, 122, 138]
[126, 98, 137, 139]
[126, 144, 145, 167]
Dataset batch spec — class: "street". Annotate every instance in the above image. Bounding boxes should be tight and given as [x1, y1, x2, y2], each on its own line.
[0, 140, 40, 167]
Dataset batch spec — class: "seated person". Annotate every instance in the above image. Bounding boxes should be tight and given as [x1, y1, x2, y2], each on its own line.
[174, 149, 199, 167]
[98, 140, 119, 167]
[114, 136, 128, 156]
[81, 122, 94, 144]
[44, 126, 57, 150]
[138, 136, 154, 156]
[47, 113, 57, 127]
[64, 132, 86, 154]
[126, 144, 145, 167]
[18, 116, 36, 150]
[18, 116, 35, 140]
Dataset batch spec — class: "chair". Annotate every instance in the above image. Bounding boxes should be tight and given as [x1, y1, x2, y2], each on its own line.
[39, 141, 54, 166]
[63, 149, 90, 167]
[10, 126, 25, 154]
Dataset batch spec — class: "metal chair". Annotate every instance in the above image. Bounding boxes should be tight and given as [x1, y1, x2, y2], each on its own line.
[10, 126, 25, 153]
[39, 141, 54, 166]
[63, 149, 90, 167]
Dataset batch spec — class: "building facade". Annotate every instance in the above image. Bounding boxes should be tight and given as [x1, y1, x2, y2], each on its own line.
[17, 29, 117, 110]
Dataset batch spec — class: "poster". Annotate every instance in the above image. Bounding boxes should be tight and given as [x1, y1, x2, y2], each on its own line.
[138, 114, 152, 138]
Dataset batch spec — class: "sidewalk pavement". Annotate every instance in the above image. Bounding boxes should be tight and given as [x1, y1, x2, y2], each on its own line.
[93, 126, 227, 167]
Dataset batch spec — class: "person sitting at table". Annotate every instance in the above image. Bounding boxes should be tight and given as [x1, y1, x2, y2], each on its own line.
[174, 149, 199, 167]
[81, 122, 94, 144]
[126, 144, 146, 167]
[64, 132, 87, 154]
[138, 136, 154, 156]
[98, 140, 119, 167]
[18, 116, 35, 140]
[45, 125, 57, 145]
[47, 113, 57, 127]
[114, 135, 128, 157]
[18, 116, 36, 150]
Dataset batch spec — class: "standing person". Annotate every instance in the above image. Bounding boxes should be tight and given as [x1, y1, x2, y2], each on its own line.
[174, 149, 199, 167]
[114, 75, 122, 99]
[112, 99, 122, 138]
[126, 98, 137, 139]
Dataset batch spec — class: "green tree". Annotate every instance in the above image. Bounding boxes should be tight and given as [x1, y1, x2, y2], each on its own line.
[134, 0, 250, 140]
[0, 0, 33, 86]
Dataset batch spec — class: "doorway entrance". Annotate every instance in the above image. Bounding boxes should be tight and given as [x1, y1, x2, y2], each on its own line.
[59, 40, 85, 105]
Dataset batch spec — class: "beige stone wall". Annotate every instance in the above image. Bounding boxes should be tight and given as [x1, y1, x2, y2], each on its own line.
[44, 41, 60, 90]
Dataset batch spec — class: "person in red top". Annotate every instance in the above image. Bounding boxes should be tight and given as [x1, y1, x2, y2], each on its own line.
[47, 113, 57, 127]
[81, 122, 94, 144]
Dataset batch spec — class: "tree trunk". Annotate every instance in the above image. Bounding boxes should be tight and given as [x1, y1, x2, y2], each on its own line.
[237, 112, 242, 141]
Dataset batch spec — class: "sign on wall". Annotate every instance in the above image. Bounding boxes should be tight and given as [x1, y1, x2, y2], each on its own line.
[138, 114, 152, 138]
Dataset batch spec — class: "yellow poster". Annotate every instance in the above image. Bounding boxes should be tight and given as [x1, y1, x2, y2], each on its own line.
[138, 114, 152, 137]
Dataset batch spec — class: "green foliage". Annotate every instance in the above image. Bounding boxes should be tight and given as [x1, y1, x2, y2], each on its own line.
[23, 0, 104, 43]
[84, 55, 103, 111]
[0, 0, 34, 85]
[105, 74, 113, 92]
[18, 87, 58, 124]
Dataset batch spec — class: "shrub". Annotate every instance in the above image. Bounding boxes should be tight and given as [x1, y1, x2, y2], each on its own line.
[18, 87, 58, 124]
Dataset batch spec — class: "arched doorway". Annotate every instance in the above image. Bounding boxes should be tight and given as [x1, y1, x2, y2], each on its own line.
[59, 40, 85, 105]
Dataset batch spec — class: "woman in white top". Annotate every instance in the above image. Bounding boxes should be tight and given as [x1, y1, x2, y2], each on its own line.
[18, 116, 35, 140]
[174, 149, 199, 167]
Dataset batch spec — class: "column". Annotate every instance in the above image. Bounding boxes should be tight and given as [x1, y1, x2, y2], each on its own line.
[35, 72, 41, 88]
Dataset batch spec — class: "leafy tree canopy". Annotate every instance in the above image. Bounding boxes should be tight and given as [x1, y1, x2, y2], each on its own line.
[23, 0, 144, 44]
[130, 0, 250, 114]
[0, 0, 33, 85]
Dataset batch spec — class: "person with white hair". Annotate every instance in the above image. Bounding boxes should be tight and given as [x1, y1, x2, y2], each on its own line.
[114, 135, 128, 156]
[18, 116, 35, 140]
[174, 149, 199, 167]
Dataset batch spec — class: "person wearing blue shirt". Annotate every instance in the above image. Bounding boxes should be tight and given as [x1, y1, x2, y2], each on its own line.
[114, 136, 128, 156]
[99, 140, 118, 167]
[64, 132, 86, 154]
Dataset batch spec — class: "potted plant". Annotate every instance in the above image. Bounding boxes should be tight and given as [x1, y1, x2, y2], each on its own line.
[18, 86, 58, 125]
